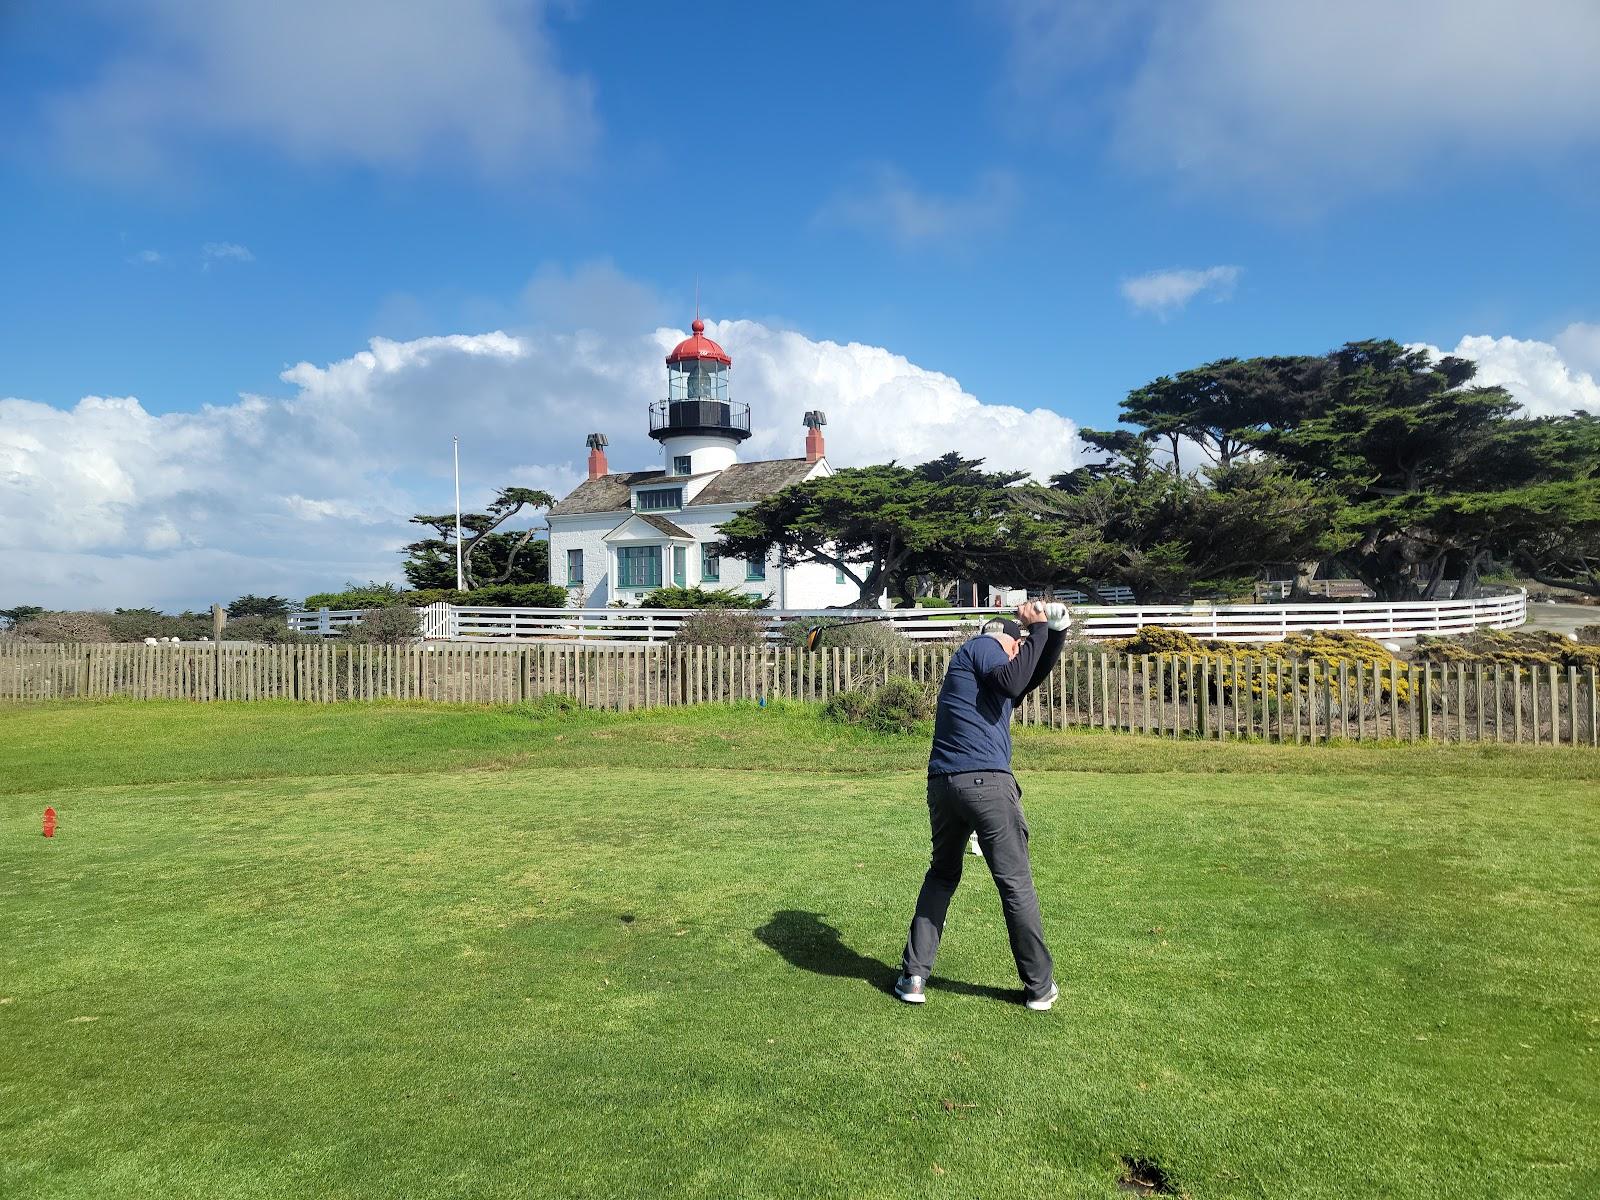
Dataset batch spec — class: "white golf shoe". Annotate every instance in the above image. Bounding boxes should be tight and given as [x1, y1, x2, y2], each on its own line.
[894, 973, 927, 1004]
[1024, 982, 1060, 1012]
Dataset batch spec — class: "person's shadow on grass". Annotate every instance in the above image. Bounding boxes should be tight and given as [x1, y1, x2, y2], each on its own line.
[754, 910, 1014, 1002]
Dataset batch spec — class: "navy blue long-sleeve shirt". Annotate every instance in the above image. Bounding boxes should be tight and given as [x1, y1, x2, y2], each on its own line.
[927, 621, 1065, 776]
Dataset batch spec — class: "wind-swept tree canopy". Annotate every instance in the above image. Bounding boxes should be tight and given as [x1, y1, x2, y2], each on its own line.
[1106, 339, 1600, 601]
[713, 455, 1021, 607]
[1017, 460, 1340, 603]
[404, 486, 553, 590]
[1122, 355, 1324, 472]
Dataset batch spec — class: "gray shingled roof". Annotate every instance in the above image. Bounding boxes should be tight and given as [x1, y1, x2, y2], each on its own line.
[547, 470, 665, 516]
[548, 458, 813, 516]
[616, 513, 693, 539]
[686, 458, 812, 506]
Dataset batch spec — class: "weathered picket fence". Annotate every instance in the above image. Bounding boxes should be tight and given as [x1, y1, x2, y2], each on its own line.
[3, 641, 1596, 747]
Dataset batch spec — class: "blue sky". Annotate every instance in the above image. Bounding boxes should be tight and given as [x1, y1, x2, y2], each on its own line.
[3, 1, 1599, 609]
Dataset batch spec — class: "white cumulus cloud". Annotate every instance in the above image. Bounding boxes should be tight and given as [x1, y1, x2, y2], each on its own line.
[38, 0, 596, 184]
[999, 0, 1600, 202]
[1120, 265, 1240, 318]
[1554, 322, 1600, 378]
[1, 320, 1080, 611]
[1411, 333, 1600, 417]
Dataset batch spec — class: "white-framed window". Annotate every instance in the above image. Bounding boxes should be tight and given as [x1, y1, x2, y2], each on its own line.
[674, 455, 692, 476]
[637, 488, 683, 512]
[617, 545, 662, 589]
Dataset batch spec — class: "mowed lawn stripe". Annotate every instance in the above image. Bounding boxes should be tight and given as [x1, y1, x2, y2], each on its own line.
[4, 699, 1600, 797]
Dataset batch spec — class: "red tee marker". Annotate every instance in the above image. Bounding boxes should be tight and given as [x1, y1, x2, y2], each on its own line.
[42, 807, 56, 838]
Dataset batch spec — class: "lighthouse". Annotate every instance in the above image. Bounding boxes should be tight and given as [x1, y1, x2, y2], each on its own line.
[649, 318, 751, 478]
[544, 312, 856, 608]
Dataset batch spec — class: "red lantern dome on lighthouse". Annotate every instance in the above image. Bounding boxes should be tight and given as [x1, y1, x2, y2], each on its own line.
[650, 314, 751, 445]
[666, 318, 732, 366]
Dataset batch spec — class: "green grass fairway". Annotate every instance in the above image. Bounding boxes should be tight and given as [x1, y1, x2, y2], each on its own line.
[3, 701, 1598, 1199]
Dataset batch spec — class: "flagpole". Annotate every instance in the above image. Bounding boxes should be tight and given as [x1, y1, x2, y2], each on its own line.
[453, 435, 465, 592]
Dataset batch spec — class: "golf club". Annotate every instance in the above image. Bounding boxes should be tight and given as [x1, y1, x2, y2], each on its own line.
[803, 613, 912, 651]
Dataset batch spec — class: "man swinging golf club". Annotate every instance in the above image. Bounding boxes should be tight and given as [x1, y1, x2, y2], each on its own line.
[895, 599, 1072, 1010]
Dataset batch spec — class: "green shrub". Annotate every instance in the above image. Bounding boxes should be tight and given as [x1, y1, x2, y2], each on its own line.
[405, 583, 568, 608]
[103, 608, 212, 642]
[303, 582, 568, 611]
[341, 607, 421, 645]
[822, 675, 934, 734]
[404, 589, 470, 606]
[304, 582, 407, 610]
[226, 594, 295, 618]
[641, 586, 769, 610]
[821, 688, 872, 726]
[0, 605, 45, 630]
[15, 611, 114, 642]
[913, 596, 952, 608]
[866, 676, 936, 733]
[467, 582, 569, 608]
[223, 615, 318, 644]
[510, 694, 582, 719]
[1190, 577, 1256, 601]
[671, 609, 766, 647]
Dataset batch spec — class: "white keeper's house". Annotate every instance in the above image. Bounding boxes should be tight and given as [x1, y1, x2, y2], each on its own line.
[545, 316, 860, 608]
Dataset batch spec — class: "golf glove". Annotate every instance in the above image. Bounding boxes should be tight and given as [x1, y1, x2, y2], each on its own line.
[1044, 602, 1072, 631]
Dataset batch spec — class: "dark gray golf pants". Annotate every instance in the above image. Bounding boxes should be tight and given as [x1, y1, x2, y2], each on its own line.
[902, 771, 1054, 1000]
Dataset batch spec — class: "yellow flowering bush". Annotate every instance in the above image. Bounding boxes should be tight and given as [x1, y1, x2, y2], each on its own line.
[1415, 629, 1600, 669]
[1108, 627, 1412, 703]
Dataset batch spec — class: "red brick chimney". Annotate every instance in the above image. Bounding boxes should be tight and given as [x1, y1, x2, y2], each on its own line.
[803, 410, 827, 463]
[585, 432, 609, 481]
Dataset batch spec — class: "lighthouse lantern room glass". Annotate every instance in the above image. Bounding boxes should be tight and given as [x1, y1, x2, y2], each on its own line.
[668, 357, 728, 404]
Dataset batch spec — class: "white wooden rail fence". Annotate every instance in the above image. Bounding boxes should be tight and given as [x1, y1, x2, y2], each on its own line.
[288, 588, 1526, 644]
